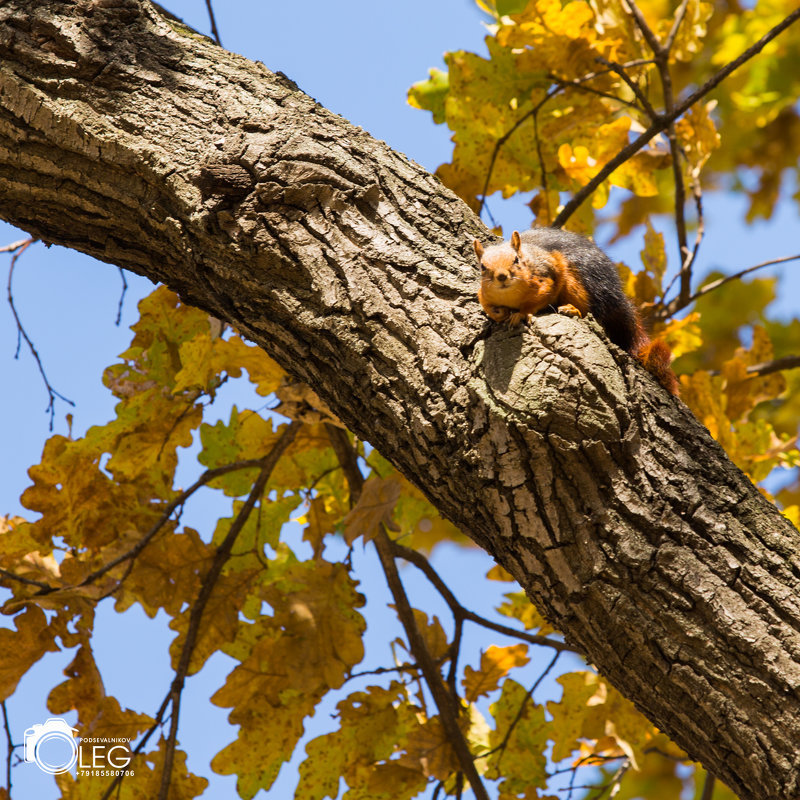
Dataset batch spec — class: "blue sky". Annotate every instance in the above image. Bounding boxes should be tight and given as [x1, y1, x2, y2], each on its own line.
[1, 2, 799, 799]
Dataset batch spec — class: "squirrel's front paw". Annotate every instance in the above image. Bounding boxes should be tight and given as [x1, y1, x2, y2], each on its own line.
[486, 305, 512, 323]
[557, 304, 582, 318]
[508, 311, 529, 327]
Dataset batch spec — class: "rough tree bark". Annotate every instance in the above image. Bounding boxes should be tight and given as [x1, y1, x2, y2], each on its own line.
[1, 2, 799, 798]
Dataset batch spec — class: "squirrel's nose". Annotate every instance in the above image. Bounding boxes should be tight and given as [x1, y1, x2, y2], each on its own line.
[497, 272, 508, 282]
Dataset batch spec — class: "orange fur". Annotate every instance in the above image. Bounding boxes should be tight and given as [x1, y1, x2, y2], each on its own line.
[552, 252, 589, 316]
[475, 231, 680, 396]
[634, 335, 680, 396]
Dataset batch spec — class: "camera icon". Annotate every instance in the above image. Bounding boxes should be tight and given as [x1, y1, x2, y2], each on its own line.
[23, 718, 79, 774]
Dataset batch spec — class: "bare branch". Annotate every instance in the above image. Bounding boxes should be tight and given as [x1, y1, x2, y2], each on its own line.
[2, 701, 13, 798]
[622, 0, 662, 56]
[624, 0, 692, 298]
[586, 758, 632, 800]
[553, 8, 800, 227]
[204, 0, 222, 46]
[708, 355, 800, 379]
[594, 57, 657, 119]
[683, 253, 800, 308]
[0, 566, 53, 591]
[478, 650, 561, 763]
[347, 662, 421, 681]
[6, 238, 75, 429]
[157, 421, 299, 799]
[99, 693, 173, 800]
[390, 540, 577, 654]
[700, 773, 716, 800]
[0, 239, 30, 254]
[115, 267, 128, 326]
[664, 0, 692, 54]
[325, 424, 491, 800]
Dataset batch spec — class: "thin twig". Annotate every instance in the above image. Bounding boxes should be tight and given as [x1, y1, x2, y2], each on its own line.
[391, 540, 577, 653]
[99, 693, 172, 800]
[115, 267, 128, 326]
[594, 57, 657, 119]
[700, 772, 716, 800]
[657, 171, 706, 317]
[478, 650, 561, 763]
[0, 566, 53, 591]
[347, 662, 421, 681]
[446, 615, 464, 698]
[6, 238, 75, 430]
[682, 253, 800, 308]
[625, 0, 692, 300]
[549, 75, 639, 109]
[664, 0, 692, 54]
[157, 422, 299, 800]
[2, 700, 13, 798]
[684, 171, 706, 298]
[204, 0, 222, 46]
[707, 354, 800, 379]
[622, 0, 661, 55]
[587, 757, 632, 799]
[325, 425, 491, 800]
[0, 239, 30, 254]
[553, 8, 800, 227]
[374, 531, 491, 799]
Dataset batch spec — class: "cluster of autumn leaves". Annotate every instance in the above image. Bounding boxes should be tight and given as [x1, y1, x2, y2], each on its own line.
[2, 0, 800, 799]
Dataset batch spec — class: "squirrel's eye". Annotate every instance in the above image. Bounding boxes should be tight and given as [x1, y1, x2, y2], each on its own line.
[513, 256, 519, 265]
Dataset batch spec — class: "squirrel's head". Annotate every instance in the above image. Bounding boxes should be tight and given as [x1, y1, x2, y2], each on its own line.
[473, 231, 556, 288]
[474, 231, 558, 308]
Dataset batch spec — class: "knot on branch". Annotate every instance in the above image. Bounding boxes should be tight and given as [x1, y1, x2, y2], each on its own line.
[472, 314, 630, 443]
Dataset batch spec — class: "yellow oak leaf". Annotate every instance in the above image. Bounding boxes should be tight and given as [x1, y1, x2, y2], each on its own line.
[485, 678, 549, 791]
[463, 644, 530, 702]
[343, 476, 402, 544]
[397, 716, 460, 781]
[675, 101, 721, 173]
[640, 220, 667, 286]
[661, 312, 703, 359]
[297, 682, 425, 800]
[169, 565, 262, 675]
[113, 527, 213, 618]
[211, 560, 365, 797]
[497, 591, 554, 634]
[547, 671, 657, 768]
[0, 607, 59, 700]
[486, 564, 515, 582]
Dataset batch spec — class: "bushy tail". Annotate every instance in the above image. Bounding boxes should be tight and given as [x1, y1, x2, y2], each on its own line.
[633, 333, 680, 396]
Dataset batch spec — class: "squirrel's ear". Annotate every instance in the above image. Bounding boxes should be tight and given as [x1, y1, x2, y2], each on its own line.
[511, 231, 522, 252]
[473, 239, 484, 261]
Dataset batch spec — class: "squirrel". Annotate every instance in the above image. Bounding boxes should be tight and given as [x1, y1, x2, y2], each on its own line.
[474, 228, 679, 396]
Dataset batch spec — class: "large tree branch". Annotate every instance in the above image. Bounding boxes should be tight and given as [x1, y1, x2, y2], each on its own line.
[1, 3, 799, 798]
